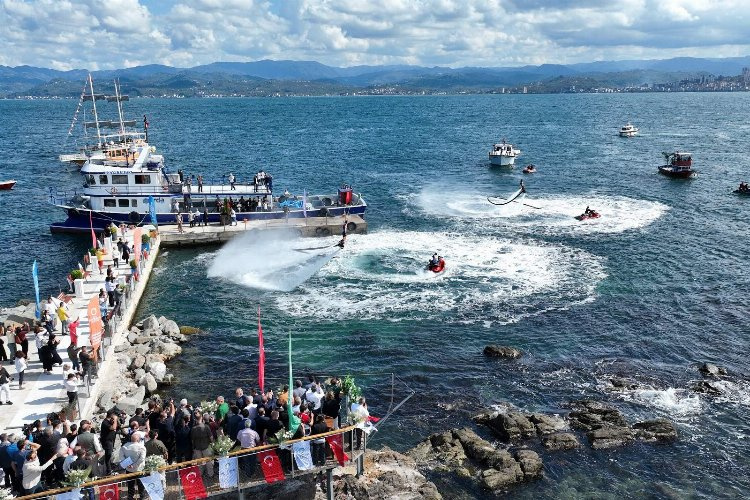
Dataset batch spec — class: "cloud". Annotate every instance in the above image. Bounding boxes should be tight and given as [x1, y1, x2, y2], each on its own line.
[1, 0, 749, 70]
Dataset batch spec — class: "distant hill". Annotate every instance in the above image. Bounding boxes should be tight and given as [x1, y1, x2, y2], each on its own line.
[1, 56, 748, 97]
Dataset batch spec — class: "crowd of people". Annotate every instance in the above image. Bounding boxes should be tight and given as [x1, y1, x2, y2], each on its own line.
[0, 375, 369, 497]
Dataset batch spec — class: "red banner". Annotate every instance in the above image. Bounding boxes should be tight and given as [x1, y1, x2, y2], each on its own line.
[87, 295, 103, 349]
[98, 483, 119, 500]
[178, 465, 207, 500]
[326, 434, 349, 466]
[258, 306, 265, 393]
[133, 227, 142, 265]
[258, 450, 285, 483]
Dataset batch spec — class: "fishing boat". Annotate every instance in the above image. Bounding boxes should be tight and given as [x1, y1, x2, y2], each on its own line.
[489, 139, 520, 167]
[0, 180, 17, 190]
[658, 152, 695, 178]
[59, 75, 149, 168]
[48, 143, 367, 233]
[619, 123, 639, 137]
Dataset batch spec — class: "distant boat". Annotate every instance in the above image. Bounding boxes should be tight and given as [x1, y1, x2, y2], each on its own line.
[734, 182, 750, 195]
[619, 123, 639, 137]
[658, 152, 695, 178]
[489, 139, 521, 167]
[522, 164, 536, 174]
[0, 180, 17, 191]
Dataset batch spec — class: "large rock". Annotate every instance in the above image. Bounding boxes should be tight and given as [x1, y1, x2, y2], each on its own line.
[483, 345, 522, 359]
[126, 331, 139, 344]
[587, 425, 635, 449]
[698, 363, 727, 378]
[179, 326, 201, 335]
[633, 419, 678, 442]
[141, 315, 159, 331]
[114, 386, 146, 415]
[514, 449, 543, 479]
[154, 341, 182, 360]
[453, 428, 515, 470]
[480, 462, 524, 491]
[162, 319, 180, 337]
[139, 373, 158, 394]
[149, 361, 167, 382]
[481, 411, 536, 442]
[129, 354, 146, 370]
[97, 390, 114, 409]
[567, 400, 628, 431]
[132, 344, 150, 355]
[541, 432, 580, 451]
[693, 380, 723, 395]
[528, 413, 567, 435]
[114, 343, 129, 353]
[133, 369, 146, 381]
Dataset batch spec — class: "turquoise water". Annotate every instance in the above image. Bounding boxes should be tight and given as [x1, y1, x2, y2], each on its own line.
[2, 94, 750, 497]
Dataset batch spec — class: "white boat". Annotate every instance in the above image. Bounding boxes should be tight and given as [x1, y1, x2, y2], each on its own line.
[619, 123, 639, 137]
[488, 139, 521, 167]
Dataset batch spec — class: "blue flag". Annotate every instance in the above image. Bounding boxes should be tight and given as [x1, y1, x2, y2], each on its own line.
[32, 260, 40, 319]
[148, 195, 158, 226]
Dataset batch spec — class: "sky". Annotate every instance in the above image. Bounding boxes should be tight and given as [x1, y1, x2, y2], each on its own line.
[1, 0, 749, 70]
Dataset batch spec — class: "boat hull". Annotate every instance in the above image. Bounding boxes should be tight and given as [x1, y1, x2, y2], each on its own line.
[658, 167, 696, 178]
[0, 180, 16, 191]
[733, 189, 750, 196]
[50, 205, 366, 233]
[489, 155, 516, 167]
[619, 131, 638, 137]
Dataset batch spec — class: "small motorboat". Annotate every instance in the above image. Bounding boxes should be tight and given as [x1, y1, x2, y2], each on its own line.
[575, 210, 600, 221]
[0, 180, 17, 191]
[522, 164, 536, 174]
[658, 152, 695, 178]
[427, 257, 446, 273]
[734, 182, 750, 195]
[488, 139, 521, 167]
[619, 123, 639, 137]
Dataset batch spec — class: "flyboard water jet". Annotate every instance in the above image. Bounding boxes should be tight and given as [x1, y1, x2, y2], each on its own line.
[487, 180, 541, 210]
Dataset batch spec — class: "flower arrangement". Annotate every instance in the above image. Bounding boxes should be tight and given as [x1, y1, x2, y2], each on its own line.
[88, 248, 97, 256]
[71, 269, 84, 280]
[141, 234, 151, 244]
[144, 455, 167, 472]
[62, 466, 91, 487]
[211, 434, 234, 456]
[199, 400, 218, 414]
[342, 375, 361, 400]
[0, 487, 15, 500]
[109, 225, 118, 236]
[129, 259, 137, 269]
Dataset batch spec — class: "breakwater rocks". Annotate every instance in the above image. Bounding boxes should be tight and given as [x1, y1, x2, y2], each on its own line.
[99, 314, 198, 414]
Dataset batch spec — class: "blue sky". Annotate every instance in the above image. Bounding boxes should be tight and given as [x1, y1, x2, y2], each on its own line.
[1, 0, 749, 70]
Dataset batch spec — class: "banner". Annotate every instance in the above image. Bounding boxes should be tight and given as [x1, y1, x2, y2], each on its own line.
[258, 307, 265, 393]
[89, 211, 97, 250]
[32, 260, 40, 319]
[87, 295, 103, 349]
[179, 465, 207, 500]
[56, 488, 81, 500]
[292, 441, 314, 470]
[148, 195, 158, 227]
[98, 483, 119, 500]
[133, 227, 142, 265]
[258, 450, 285, 483]
[218, 456, 239, 489]
[326, 434, 349, 466]
[139, 471, 164, 500]
[287, 332, 301, 435]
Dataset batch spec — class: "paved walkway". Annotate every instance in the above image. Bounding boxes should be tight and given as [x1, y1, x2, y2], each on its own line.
[0, 228, 158, 432]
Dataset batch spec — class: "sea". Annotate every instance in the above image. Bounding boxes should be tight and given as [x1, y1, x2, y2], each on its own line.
[1, 93, 749, 498]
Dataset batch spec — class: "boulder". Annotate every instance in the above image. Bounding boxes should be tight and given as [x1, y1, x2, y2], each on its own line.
[141, 315, 159, 331]
[97, 390, 114, 409]
[132, 344, 150, 355]
[114, 343, 129, 353]
[541, 432, 580, 451]
[481, 411, 536, 442]
[162, 374, 176, 385]
[610, 377, 638, 390]
[158, 316, 167, 325]
[114, 386, 146, 415]
[515, 449, 543, 479]
[693, 380, 723, 395]
[154, 341, 182, 360]
[179, 326, 201, 335]
[133, 336, 152, 345]
[633, 419, 678, 442]
[567, 400, 628, 431]
[149, 361, 167, 382]
[142, 328, 161, 338]
[129, 354, 146, 370]
[167, 332, 188, 343]
[698, 363, 727, 378]
[483, 345, 522, 359]
[126, 331, 139, 344]
[453, 428, 514, 469]
[587, 425, 635, 449]
[162, 319, 180, 337]
[133, 369, 146, 381]
[139, 373, 158, 394]
[480, 462, 524, 491]
[528, 413, 567, 435]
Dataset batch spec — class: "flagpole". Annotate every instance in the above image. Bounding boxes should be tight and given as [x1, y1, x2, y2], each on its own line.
[258, 306, 265, 394]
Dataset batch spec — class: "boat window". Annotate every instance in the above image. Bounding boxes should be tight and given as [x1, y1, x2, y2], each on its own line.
[118, 199, 129, 208]
[88, 175, 96, 185]
[131, 199, 138, 207]
[134, 175, 151, 185]
[112, 175, 129, 185]
[104, 199, 116, 207]
[99, 175, 108, 184]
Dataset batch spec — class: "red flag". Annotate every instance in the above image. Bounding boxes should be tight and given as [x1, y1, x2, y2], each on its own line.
[258, 450, 285, 483]
[258, 306, 265, 393]
[98, 483, 119, 500]
[326, 434, 349, 466]
[178, 465, 207, 500]
[89, 211, 98, 249]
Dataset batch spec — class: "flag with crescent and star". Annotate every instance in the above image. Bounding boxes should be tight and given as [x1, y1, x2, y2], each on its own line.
[218, 456, 239, 489]
[139, 471, 164, 500]
[258, 450, 285, 483]
[326, 434, 349, 466]
[98, 483, 119, 500]
[179, 465, 207, 500]
[56, 488, 81, 500]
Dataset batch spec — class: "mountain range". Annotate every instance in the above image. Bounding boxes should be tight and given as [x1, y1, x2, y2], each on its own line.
[2, 56, 749, 97]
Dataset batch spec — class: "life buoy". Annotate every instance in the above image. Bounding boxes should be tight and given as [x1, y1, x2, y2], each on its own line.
[319, 227, 331, 236]
[315, 227, 324, 234]
[110, 187, 118, 195]
[128, 211, 140, 223]
[347, 222, 357, 232]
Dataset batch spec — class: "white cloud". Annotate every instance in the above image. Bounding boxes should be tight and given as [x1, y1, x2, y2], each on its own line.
[0, 0, 749, 70]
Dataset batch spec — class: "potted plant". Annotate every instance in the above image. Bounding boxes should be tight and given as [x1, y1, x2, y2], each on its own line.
[109, 224, 118, 240]
[141, 233, 151, 251]
[70, 269, 84, 280]
[88, 248, 97, 256]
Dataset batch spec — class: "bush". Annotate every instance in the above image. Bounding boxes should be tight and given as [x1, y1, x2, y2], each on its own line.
[141, 234, 150, 244]
[70, 269, 84, 280]
[88, 248, 97, 256]
[129, 259, 137, 268]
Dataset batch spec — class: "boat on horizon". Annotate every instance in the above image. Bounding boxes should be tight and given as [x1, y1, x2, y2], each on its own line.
[488, 139, 520, 167]
[619, 122, 639, 137]
[0, 180, 17, 191]
[658, 151, 695, 178]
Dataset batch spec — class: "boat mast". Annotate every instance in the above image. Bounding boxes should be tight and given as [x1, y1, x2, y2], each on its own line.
[114, 79, 126, 138]
[88, 73, 102, 147]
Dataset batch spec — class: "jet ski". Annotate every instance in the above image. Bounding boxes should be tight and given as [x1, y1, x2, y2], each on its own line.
[522, 164, 536, 174]
[575, 210, 600, 221]
[426, 257, 446, 273]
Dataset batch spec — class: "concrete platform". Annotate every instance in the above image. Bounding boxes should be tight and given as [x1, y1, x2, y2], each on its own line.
[159, 214, 366, 247]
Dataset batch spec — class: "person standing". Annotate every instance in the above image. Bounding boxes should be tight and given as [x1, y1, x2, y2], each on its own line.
[57, 303, 70, 335]
[100, 410, 119, 475]
[96, 248, 104, 275]
[0, 327, 6, 362]
[0, 364, 12, 404]
[14, 328, 28, 357]
[111, 245, 120, 268]
[190, 413, 214, 478]
[14, 351, 27, 390]
[120, 433, 146, 499]
[4, 326, 15, 363]
[229, 173, 236, 190]
[310, 414, 329, 465]
[22, 449, 60, 495]
[176, 212, 184, 233]
[64, 373, 79, 405]
[233, 420, 260, 476]
[188, 210, 195, 228]
[197, 174, 204, 193]
[105, 277, 115, 307]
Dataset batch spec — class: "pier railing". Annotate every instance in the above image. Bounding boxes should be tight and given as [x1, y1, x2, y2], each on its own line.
[16, 425, 366, 500]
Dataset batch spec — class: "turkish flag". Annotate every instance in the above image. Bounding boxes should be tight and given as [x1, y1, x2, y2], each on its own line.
[326, 434, 349, 466]
[179, 465, 207, 500]
[98, 483, 119, 500]
[258, 450, 285, 484]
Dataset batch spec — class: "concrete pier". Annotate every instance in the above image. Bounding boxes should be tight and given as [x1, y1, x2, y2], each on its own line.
[159, 214, 366, 247]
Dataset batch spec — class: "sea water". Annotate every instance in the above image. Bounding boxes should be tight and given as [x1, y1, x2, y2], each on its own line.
[2, 93, 750, 498]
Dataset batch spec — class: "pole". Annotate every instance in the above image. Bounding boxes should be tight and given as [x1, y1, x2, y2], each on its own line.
[88, 74, 102, 147]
